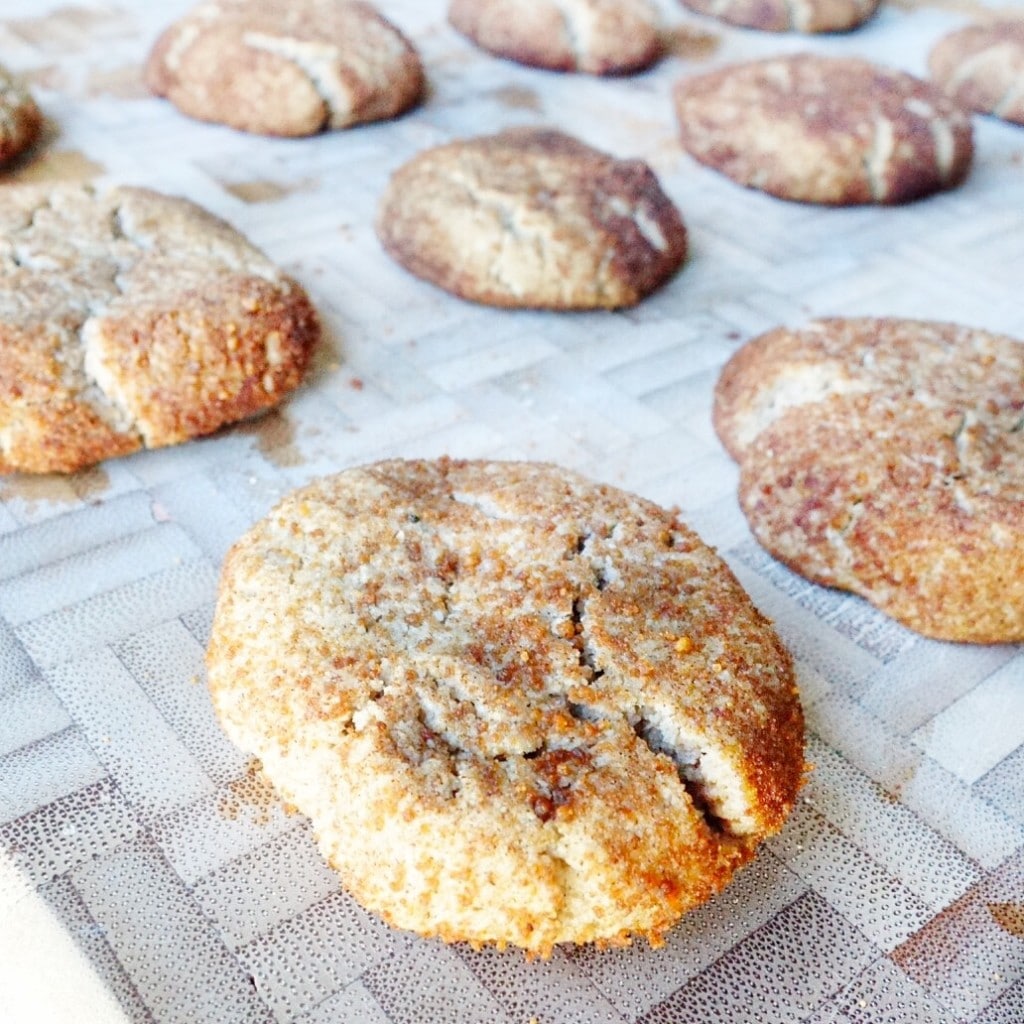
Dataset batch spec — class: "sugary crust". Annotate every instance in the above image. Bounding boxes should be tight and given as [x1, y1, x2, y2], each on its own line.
[0, 66, 42, 165]
[448, 0, 663, 75]
[674, 55, 974, 205]
[376, 128, 688, 310]
[145, 0, 424, 136]
[713, 318, 1024, 643]
[678, 0, 880, 33]
[206, 458, 804, 954]
[929, 21, 1024, 125]
[0, 184, 319, 474]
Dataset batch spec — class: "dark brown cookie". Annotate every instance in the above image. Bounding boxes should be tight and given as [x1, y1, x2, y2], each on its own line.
[674, 55, 974, 204]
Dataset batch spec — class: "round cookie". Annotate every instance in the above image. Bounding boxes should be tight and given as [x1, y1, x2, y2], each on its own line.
[376, 128, 688, 309]
[673, 55, 974, 204]
[145, 0, 424, 137]
[448, 0, 662, 75]
[713, 318, 1024, 643]
[678, 0, 879, 34]
[929, 21, 1024, 125]
[0, 184, 319, 474]
[206, 458, 805, 955]
[0, 65, 42, 165]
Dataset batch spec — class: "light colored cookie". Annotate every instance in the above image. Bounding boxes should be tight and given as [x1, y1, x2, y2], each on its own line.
[714, 318, 1024, 643]
[206, 458, 805, 955]
[448, 0, 662, 75]
[678, 0, 879, 34]
[0, 184, 319, 474]
[929, 21, 1024, 125]
[674, 55, 974, 204]
[145, 0, 424, 137]
[0, 65, 41, 165]
[376, 128, 688, 309]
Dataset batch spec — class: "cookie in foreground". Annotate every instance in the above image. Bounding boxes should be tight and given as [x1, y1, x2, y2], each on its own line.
[448, 0, 663, 75]
[146, 0, 424, 136]
[714, 318, 1024, 643]
[0, 184, 319, 474]
[206, 458, 805, 955]
[674, 55, 973, 204]
[376, 129, 687, 309]
[929, 21, 1024, 126]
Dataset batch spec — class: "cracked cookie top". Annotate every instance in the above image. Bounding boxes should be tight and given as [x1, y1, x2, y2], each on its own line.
[678, 0, 879, 34]
[674, 54, 973, 205]
[206, 458, 804, 954]
[448, 0, 663, 75]
[714, 318, 1024, 642]
[145, 0, 424, 136]
[0, 184, 319, 474]
[376, 128, 688, 310]
[0, 65, 41, 165]
[929, 20, 1024, 126]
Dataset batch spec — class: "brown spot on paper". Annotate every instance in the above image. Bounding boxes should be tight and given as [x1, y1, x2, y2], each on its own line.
[220, 177, 318, 204]
[6, 147, 105, 185]
[242, 409, 305, 468]
[663, 26, 722, 62]
[217, 759, 284, 825]
[490, 85, 543, 112]
[988, 902, 1024, 939]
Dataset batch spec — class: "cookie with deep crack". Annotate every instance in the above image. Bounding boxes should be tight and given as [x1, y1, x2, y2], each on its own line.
[206, 458, 805, 955]
[376, 128, 688, 309]
[145, 0, 424, 136]
[0, 65, 42, 165]
[0, 184, 319, 474]
[448, 0, 663, 75]
[929, 21, 1024, 126]
[714, 318, 1024, 643]
[678, 0, 879, 34]
[674, 55, 973, 204]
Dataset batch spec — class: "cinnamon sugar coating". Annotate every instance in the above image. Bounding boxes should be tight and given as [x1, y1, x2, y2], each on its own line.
[714, 318, 1024, 643]
[206, 458, 804, 955]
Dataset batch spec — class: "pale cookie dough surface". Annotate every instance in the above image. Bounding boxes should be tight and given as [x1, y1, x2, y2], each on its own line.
[0, 65, 41, 165]
[448, 0, 663, 75]
[674, 55, 973, 204]
[206, 458, 804, 955]
[0, 184, 319, 474]
[146, 0, 424, 136]
[678, 0, 879, 33]
[714, 318, 1024, 643]
[929, 21, 1024, 125]
[376, 128, 688, 309]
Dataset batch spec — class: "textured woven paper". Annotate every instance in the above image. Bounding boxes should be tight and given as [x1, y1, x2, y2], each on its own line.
[1, 1, 1022, 1021]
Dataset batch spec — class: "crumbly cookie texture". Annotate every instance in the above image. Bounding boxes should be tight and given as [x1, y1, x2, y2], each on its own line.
[448, 0, 662, 75]
[714, 318, 1024, 643]
[678, 0, 879, 34]
[0, 184, 319, 474]
[929, 21, 1024, 125]
[376, 128, 687, 309]
[146, 0, 424, 136]
[674, 55, 973, 205]
[207, 458, 805, 956]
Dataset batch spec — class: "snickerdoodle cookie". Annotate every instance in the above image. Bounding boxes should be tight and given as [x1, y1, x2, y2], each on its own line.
[678, 0, 879, 34]
[449, 0, 663, 75]
[206, 458, 804, 955]
[714, 318, 1024, 643]
[0, 65, 41, 165]
[0, 184, 318, 474]
[376, 128, 688, 309]
[674, 55, 973, 204]
[929, 21, 1024, 125]
[146, 0, 424, 136]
